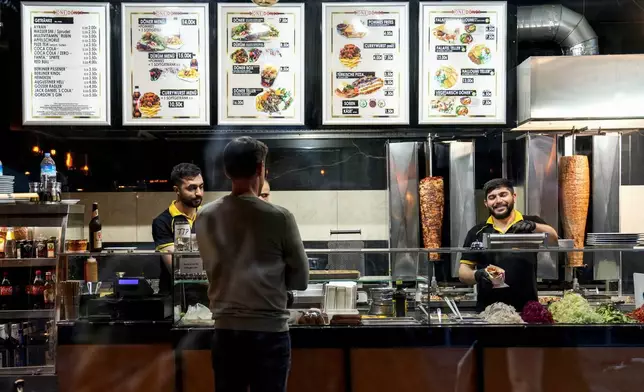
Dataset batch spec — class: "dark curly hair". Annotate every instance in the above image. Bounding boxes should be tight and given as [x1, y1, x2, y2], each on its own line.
[483, 178, 514, 197]
[170, 163, 202, 187]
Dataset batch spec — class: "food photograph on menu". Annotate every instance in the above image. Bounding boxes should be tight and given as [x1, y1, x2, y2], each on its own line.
[322, 3, 409, 125]
[419, 1, 507, 124]
[21, 3, 111, 125]
[217, 3, 305, 125]
[122, 3, 209, 126]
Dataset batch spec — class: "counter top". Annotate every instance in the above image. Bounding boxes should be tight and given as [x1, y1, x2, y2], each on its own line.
[57, 321, 644, 348]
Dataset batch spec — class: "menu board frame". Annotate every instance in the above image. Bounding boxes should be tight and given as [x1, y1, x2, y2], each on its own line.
[419, 1, 507, 125]
[217, 3, 305, 126]
[21, 2, 111, 126]
[121, 2, 210, 126]
[322, 2, 410, 125]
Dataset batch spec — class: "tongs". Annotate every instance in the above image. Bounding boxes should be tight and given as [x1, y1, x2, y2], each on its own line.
[443, 296, 463, 321]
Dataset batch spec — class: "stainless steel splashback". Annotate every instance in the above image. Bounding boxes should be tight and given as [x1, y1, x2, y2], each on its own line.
[448, 141, 476, 277]
[517, 55, 644, 131]
[592, 134, 621, 281]
[387, 142, 421, 280]
[503, 133, 559, 279]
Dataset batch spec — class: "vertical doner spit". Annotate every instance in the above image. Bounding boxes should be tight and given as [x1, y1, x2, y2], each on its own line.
[419, 177, 444, 261]
[559, 156, 590, 267]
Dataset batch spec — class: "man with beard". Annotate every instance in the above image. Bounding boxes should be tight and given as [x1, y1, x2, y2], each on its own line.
[459, 178, 558, 311]
[152, 163, 204, 291]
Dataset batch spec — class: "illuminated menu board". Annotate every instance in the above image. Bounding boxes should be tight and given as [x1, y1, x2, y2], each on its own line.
[218, 3, 305, 125]
[21, 2, 111, 125]
[322, 2, 409, 125]
[122, 3, 210, 126]
[419, 1, 507, 124]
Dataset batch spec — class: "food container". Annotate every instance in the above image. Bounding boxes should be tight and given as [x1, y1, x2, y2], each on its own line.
[260, 65, 278, 87]
[38, 181, 61, 203]
[369, 288, 394, 316]
[65, 239, 88, 253]
[28, 183, 41, 202]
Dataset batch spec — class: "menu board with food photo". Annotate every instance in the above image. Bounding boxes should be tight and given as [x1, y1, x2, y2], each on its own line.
[218, 3, 305, 125]
[21, 2, 111, 125]
[122, 3, 209, 126]
[322, 3, 409, 125]
[419, 2, 507, 124]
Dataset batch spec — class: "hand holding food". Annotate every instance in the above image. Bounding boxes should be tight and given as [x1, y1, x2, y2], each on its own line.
[485, 265, 507, 288]
[474, 268, 493, 288]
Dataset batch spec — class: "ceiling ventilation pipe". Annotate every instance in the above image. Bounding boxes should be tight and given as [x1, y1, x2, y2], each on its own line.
[518, 4, 599, 55]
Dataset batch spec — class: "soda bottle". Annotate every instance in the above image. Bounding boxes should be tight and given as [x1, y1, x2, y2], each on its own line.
[43, 272, 55, 309]
[28, 271, 44, 310]
[39, 153, 56, 183]
[0, 272, 13, 310]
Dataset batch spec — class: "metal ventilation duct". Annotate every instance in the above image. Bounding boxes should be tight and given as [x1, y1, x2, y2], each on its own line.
[518, 4, 598, 56]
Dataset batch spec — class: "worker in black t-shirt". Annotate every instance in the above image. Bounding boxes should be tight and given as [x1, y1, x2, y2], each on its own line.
[459, 178, 558, 312]
[152, 163, 204, 292]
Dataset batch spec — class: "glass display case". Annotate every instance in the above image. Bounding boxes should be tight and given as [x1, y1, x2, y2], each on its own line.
[0, 204, 84, 376]
[172, 250, 429, 327]
[172, 241, 644, 327]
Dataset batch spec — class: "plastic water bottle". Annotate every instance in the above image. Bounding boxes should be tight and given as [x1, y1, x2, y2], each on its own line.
[40, 153, 56, 182]
[0, 159, 3, 176]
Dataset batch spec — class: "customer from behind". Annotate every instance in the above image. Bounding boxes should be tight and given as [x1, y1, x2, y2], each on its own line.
[196, 136, 309, 392]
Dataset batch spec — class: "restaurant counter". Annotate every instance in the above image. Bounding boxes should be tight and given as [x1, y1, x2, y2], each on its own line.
[57, 321, 644, 392]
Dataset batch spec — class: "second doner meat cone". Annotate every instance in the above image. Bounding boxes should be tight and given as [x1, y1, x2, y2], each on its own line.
[419, 177, 444, 261]
[559, 156, 590, 267]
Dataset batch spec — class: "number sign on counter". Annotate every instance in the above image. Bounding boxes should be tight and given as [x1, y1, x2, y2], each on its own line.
[419, 2, 507, 124]
[217, 3, 305, 125]
[322, 3, 409, 125]
[21, 2, 111, 125]
[122, 3, 210, 126]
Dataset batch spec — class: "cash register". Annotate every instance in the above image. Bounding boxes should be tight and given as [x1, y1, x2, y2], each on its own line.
[83, 276, 172, 321]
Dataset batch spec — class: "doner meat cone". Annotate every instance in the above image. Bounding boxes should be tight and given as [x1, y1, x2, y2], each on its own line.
[419, 177, 444, 261]
[559, 156, 590, 267]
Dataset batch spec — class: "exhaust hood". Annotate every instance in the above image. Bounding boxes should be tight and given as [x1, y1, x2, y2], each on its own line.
[516, 54, 644, 131]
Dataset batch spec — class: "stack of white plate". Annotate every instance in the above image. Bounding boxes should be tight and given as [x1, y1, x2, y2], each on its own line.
[586, 233, 644, 247]
[0, 176, 14, 204]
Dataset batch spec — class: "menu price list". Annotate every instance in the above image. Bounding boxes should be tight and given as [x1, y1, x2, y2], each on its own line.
[419, 2, 507, 124]
[22, 4, 110, 125]
[323, 3, 409, 125]
[122, 3, 210, 126]
[218, 4, 305, 125]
